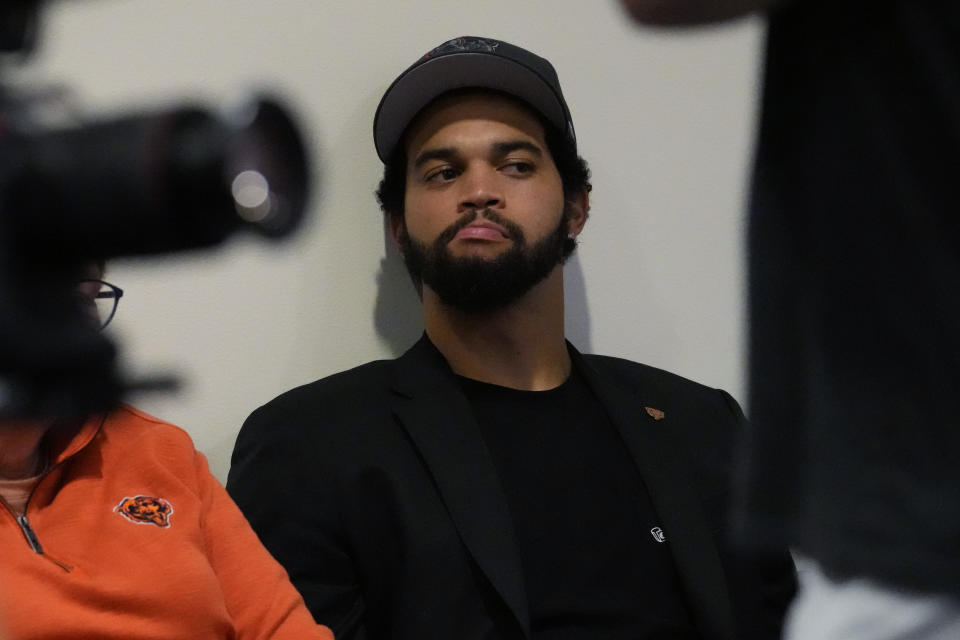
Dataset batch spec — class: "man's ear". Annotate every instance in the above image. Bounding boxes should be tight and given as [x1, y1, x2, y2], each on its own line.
[387, 214, 406, 255]
[565, 189, 590, 237]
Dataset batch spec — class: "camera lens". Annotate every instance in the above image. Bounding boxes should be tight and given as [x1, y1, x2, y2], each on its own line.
[1, 95, 310, 261]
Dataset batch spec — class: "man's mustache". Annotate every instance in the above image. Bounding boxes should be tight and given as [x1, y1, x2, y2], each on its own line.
[435, 209, 526, 248]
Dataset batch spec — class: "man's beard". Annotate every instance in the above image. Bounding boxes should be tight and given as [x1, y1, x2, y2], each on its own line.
[399, 205, 576, 314]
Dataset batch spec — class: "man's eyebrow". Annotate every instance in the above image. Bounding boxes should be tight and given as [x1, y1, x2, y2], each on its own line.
[412, 147, 457, 169]
[412, 140, 543, 168]
[492, 140, 543, 157]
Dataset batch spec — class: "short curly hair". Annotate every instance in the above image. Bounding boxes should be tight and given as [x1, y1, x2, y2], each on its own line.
[375, 94, 591, 224]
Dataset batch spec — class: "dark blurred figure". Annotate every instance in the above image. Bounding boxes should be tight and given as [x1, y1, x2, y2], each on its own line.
[621, 0, 960, 637]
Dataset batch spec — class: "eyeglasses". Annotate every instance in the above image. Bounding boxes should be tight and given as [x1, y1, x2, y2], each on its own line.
[76, 279, 124, 330]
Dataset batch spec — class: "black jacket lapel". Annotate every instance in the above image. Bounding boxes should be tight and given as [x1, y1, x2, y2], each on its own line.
[390, 336, 531, 637]
[572, 347, 736, 640]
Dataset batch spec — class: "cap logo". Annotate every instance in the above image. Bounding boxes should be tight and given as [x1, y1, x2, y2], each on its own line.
[115, 495, 173, 528]
[426, 36, 500, 59]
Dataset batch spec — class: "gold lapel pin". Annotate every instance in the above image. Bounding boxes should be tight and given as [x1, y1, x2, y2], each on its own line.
[644, 406, 665, 421]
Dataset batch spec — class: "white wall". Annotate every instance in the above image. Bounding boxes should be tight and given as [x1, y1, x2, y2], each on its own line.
[19, 0, 763, 481]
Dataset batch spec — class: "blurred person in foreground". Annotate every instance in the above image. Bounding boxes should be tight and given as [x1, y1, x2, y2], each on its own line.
[228, 35, 796, 640]
[622, 1, 960, 638]
[0, 263, 333, 640]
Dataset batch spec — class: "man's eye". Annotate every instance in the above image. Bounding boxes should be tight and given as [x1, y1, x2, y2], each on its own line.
[426, 167, 459, 182]
[502, 161, 534, 175]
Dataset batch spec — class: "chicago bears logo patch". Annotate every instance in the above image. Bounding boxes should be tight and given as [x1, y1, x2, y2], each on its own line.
[644, 406, 666, 421]
[115, 495, 173, 528]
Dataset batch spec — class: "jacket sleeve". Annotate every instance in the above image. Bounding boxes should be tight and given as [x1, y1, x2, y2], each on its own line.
[193, 446, 335, 640]
[227, 402, 368, 640]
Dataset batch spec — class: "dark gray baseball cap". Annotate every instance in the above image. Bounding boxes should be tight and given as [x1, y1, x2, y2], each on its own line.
[373, 36, 576, 162]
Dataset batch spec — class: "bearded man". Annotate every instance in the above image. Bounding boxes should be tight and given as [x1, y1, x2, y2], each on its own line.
[227, 36, 795, 640]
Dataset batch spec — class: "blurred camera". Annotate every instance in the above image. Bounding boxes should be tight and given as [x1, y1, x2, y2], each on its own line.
[0, 0, 312, 420]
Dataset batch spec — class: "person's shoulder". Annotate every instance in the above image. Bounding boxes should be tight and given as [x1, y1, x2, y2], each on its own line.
[106, 404, 196, 448]
[92, 405, 204, 477]
[261, 357, 396, 414]
[238, 358, 402, 443]
[232, 358, 405, 469]
[584, 353, 718, 396]
[582, 352, 744, 424]
[104, 404, 192, 446]
[583, 353, 744, 480]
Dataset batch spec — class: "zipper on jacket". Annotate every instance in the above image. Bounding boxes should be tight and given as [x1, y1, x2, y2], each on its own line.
[16, 514, 43, 553]
[1, 414, 105, 569]
[1, 506, 72, 571]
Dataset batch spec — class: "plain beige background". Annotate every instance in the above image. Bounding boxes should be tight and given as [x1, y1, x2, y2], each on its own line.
[16, 0, 763, 481]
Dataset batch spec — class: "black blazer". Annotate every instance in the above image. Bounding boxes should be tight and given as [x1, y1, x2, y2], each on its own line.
[227, 336, 795, 640]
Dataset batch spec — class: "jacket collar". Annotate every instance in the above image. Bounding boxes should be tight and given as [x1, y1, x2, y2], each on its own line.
[43, 412, 107, 467]
[390, 335, 531, 636]
[23, 412, 108, 511]
[570, 349, 736, 640]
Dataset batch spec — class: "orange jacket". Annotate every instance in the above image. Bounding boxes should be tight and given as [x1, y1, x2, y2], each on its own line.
[0, 405, 333, 640]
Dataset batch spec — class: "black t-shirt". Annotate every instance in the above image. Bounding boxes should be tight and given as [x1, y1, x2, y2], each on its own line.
[740, 0, 960, 593]
[458, 367, 699, 639]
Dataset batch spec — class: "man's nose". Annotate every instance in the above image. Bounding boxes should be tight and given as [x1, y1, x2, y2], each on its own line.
[458, 167, 502, 212]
